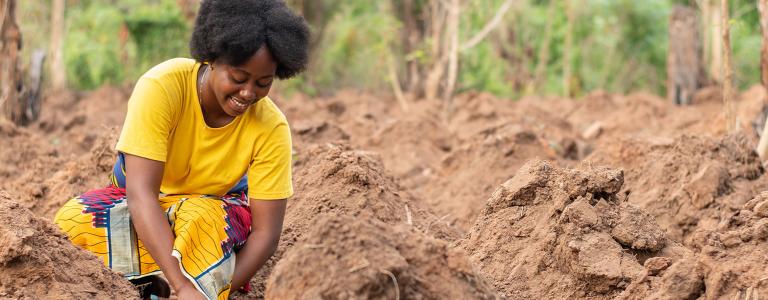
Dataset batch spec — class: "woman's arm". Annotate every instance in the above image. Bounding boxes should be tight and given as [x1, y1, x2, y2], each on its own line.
[230, 199, 287, 291]
[124, 154, 203, 298]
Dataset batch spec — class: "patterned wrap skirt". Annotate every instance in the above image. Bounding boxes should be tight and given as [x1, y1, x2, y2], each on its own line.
[53, 153, 252, 300]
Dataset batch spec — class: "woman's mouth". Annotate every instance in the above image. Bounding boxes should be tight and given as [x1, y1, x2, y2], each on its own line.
[228, 96, 250, 113]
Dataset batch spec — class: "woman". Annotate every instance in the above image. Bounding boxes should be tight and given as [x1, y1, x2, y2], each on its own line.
[53, 1, 309, 299]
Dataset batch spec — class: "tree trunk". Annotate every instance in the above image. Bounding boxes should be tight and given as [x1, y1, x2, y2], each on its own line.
[563, 0, 575, 97]
[721, 0, 736, 132]
[754, 0, 768, 158]
[0, 0, 24, 124]
[709, 0, 723, 83]
[667, 5, 705, 105]
[530, 0, 557, 95]
[423, 0, 447, 100]
[760, 0, 768, 99]
[442, 0, 459, 119]
[392, 0, 425, 96]
[50, 0, 66, 91]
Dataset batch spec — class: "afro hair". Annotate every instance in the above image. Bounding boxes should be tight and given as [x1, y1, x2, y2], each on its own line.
[189, 0, 309, 79]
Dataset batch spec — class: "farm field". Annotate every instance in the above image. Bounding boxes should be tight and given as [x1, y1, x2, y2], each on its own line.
[1, 85, 767, 298]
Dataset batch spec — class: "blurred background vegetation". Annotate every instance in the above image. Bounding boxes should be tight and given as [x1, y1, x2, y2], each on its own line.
[16, 0, 764, 98]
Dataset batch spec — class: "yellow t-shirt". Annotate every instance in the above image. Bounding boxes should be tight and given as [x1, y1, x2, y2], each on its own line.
[116, 58, 293, 200]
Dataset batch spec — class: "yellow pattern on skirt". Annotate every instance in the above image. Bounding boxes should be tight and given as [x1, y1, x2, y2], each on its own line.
[54, 186, 252, 300]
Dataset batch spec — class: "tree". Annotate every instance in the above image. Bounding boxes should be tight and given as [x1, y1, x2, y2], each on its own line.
[0, 0, 24, 124]
[720, 0, 736, 132]
[50, 0, 66, 91]
[667, 5, 706, 105]
[700, 0, 723, 83]
[563, 0, 576, 97]
[755, 0, 768, 158]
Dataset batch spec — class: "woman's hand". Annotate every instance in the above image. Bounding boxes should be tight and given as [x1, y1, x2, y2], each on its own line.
[229, 199, 287, 291]
[176, 281, 207, 300]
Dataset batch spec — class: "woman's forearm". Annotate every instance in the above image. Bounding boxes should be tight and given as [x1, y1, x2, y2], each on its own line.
[127, 192, 192, 291]
[230, 230, 280, 290]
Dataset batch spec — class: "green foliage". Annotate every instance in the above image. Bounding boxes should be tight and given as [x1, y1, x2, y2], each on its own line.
[19, 0, 763, 96]
[296, 0, 761, 98]
[730, 0, 761, 89]
[123, 2, 189, 79]
[63, 0, 190, 90]
[308, 2, 401, 94]
[64, 4, 125, 90]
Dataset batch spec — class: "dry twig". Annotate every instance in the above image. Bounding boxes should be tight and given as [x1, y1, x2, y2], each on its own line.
[460, 0, 514, 52]
[404, 204, 413, 226]
[379, 269, 400, 300]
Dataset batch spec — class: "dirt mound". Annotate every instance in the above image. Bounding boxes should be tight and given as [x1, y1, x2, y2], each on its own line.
[287, 142, 460, 243]
[237, 142, 462, 298]
[423, 123, 560, 231]
[265, 214, 497, 299]
[0, 123, 118, 218]
[619, 192, 768, 299]
[587, 133, 765, 243]
[0, 190, 138, 299]
[0, 86, 126, 218]
[690, 193, 768, 299]
[286, 93, 455, 193]
[460, 160, 679, 299]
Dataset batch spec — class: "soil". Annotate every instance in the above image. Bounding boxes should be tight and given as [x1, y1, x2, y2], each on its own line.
[2, 83, 768, 299]
[0, 190, 139, 299]
[460, 159, 669, 299]
[265, 214, 496, 299]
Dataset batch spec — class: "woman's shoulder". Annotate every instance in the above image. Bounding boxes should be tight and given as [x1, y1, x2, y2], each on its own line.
[248, 96, 289, 127]
[140, 58, 198, 81]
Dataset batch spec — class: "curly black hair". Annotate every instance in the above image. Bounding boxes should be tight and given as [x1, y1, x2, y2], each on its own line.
[189, 0, 309, 79]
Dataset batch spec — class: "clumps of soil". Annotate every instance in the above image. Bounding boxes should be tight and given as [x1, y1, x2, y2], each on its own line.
[238, 142, 462, 298]
[265, 214, 497, 299]
[287, 142, 460, 243]
[33, 127, 119, 217]
[587, 133, 764, 243]
[425, 123, 560, 230]
[693, 192, 768, 299]
[619, 192, 768, 300]
[617, 258, 706, 300]
[461, 160, 670, 299]
[0, 190, 138, 299]
[0, 124, 118, 218]
[0, 86, 126, 219]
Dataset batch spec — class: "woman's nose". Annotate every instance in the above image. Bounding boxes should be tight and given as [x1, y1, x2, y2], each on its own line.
[239, 87, 256, 101]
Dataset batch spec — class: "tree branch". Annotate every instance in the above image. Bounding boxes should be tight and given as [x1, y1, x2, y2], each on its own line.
[459, 0, 514, 52]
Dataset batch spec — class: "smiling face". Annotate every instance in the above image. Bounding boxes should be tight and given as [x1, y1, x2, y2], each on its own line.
[205, 45, 277, 119]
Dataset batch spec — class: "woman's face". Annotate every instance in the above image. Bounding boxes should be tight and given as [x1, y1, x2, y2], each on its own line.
[209, 45, 277, 117]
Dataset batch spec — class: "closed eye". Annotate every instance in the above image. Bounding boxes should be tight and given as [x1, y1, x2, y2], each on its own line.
[256, 80, 273, 88]
[230, 75, 247, 84]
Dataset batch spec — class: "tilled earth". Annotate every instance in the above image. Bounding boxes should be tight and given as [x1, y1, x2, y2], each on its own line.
[1, 85, 767, 299]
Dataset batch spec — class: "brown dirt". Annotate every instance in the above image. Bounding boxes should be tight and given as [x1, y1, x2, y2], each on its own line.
[265, 214, 497, 299]
[587, 133, 766, 244]
[236, 142, 461, 298]
[618, 191, 768, 300]
[0, 190, 138, 299]
[459, 159, 671, 299]
[3, 83, 768, 299]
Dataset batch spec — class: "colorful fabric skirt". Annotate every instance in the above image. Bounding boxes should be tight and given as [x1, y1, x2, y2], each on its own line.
[53, 153, 252, 300]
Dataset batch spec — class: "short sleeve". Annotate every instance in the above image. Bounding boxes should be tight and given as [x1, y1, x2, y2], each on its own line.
[115, 77, 176, 162]
[248, 122, 294, 200]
